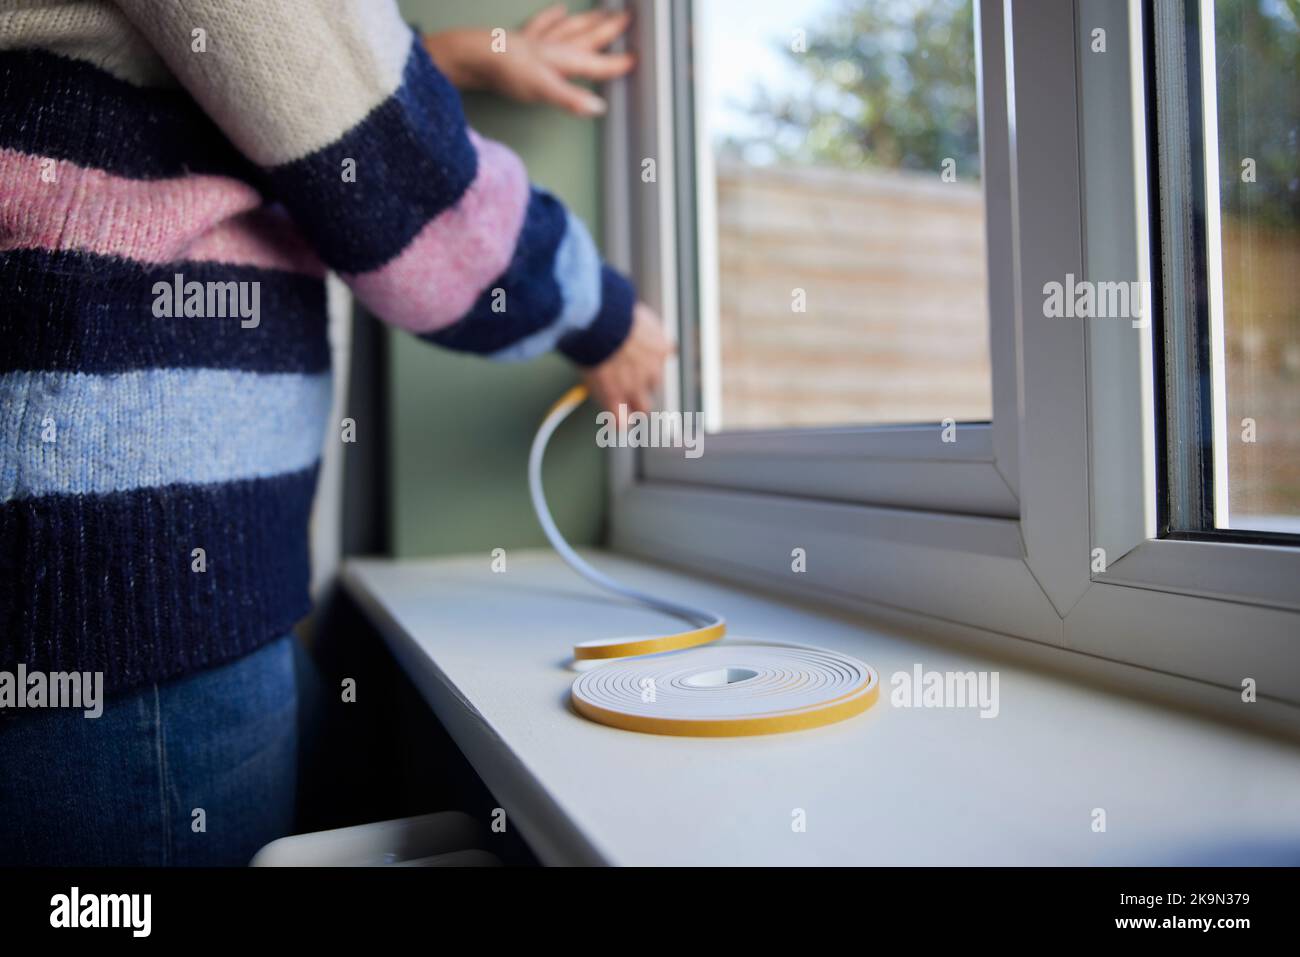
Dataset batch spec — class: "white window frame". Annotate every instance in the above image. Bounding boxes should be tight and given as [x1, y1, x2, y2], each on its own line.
[601, 0, 1300, 733]
[615, 0, 1022, 518]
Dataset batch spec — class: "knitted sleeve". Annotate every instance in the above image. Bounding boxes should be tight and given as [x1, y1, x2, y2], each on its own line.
[111, 0, 635, 367]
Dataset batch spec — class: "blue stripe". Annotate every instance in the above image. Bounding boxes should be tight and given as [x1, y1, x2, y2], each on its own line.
[489, 210, 603, 362]
[421, 188, 568, 355]
[1, 369, 331, 502]
[0, 249, 330, 375]
[263, 34, 478, 274]
[0, 468, 317, 694]
[0, 49, 257, 181]
[557, 266, 636, 367]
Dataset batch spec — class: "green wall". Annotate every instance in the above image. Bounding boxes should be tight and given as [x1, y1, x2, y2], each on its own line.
[388, 0, 608, 557]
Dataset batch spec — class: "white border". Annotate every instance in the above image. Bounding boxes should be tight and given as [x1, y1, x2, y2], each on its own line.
[633, 0, 1022, 514]
[1198, 0, 1231, 525]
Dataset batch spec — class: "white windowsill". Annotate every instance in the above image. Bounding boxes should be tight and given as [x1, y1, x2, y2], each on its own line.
[341, 550, 1300, 866]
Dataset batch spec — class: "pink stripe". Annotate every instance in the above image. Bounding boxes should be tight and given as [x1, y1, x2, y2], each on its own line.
[344, 132, 529, 333]
[0, 150, 324, 275]
[185, 207, 325, 276]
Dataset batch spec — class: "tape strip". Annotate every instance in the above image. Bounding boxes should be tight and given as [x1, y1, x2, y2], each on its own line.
[571, 643, 879, 737]
[574, 620, 726, 661]
[529, 386, 879, 736]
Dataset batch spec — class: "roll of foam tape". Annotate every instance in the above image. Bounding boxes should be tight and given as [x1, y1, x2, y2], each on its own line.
[530, 385, 880, 736]
[571, 643, 879, 737]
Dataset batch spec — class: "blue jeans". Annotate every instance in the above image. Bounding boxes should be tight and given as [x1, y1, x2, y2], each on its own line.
[0, 635, 297, 866]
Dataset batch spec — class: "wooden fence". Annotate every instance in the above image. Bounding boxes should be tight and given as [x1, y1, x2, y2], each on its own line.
[713, 161, 1299, 522]
[713, 161, 990, 429]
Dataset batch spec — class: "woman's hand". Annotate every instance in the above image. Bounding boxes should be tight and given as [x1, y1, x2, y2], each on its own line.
[583, 303, 673, 418]
[423, 5, 635, 117]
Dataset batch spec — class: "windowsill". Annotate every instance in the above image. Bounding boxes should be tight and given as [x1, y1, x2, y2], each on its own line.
[341, 550, 1300, 866]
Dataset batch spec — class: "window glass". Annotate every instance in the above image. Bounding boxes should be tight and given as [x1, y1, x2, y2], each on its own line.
[1214, 0, 1300, 534]
[692, 0, 991, 430]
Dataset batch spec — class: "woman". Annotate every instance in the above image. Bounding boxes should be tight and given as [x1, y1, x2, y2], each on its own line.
[0, 1, 668, 865]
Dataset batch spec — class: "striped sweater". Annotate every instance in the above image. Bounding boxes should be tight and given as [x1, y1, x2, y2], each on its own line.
[0, 0, 635, 695]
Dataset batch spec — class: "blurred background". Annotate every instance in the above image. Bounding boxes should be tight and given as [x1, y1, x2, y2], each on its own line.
[694, 0, 1299, 530]
[698, 0, 990, 430]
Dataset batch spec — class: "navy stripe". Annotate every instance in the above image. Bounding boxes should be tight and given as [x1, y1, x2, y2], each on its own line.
[421, 189, 568, 354]
[558, 266, 637, 367]
[0, 469, 317, 696]
[0, 49, 257, 182]
[264, 37, 478, 274]
[0, 249, 329, 374]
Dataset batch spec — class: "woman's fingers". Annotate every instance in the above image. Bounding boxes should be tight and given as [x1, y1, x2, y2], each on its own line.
[534, 68, 607, 116]
[590, 374, 647, 419]
[582, 302, 670, 417]
[575, 10, 633, 51]
[523, 3, 569, 39]
[542, 9, 608, 43]
[551, 47, 636, 81]
[611, 388, 651, 418]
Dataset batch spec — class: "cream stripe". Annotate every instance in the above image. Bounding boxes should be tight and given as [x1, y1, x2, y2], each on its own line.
[0, 0, 177, 87]
[114, 0, 415, 166]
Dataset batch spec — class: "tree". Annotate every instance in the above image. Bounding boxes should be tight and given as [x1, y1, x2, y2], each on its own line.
[1215, 0, 1300, 225]
[734, 0, 980, 178]
[739, 0, 1298, 220]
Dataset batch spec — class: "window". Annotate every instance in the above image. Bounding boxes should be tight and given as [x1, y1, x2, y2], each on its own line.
[1208, 0, 1300, 535]
[1148, 0, 1300, 541]
[689, 0, 991, 431]
[606, 0, 1300, 730]
[615, 0, 1018, 517]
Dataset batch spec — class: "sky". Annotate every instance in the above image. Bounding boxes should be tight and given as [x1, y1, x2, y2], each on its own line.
[695, 0, 842, 142]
